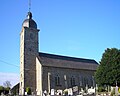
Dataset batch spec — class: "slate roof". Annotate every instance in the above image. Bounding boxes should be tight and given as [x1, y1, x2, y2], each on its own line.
[38, 52, 98, 71]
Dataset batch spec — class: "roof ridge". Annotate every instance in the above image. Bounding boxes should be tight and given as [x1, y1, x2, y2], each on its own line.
[39, 52, 98, 64]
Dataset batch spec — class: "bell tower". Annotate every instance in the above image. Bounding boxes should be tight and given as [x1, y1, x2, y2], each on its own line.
[19, 12, 39, 95]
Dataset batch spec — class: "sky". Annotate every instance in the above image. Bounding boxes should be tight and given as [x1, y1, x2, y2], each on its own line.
[0, 0, 120, 87]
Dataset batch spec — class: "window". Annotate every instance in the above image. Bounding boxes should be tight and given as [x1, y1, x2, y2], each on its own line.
[79, 76, 82, 86]
[83, 77, 88, 87]
[70, 76, 76, 86]
[21, 82, 22, 87]
[55, 75, 60, 86]
[21, 74, 22, 79]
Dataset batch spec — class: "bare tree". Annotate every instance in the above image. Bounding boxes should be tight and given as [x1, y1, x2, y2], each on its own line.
[3, 81, 11, 88]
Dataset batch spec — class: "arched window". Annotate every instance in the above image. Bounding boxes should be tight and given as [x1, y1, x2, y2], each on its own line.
[79, 76, 82, 86]
[83, 77, 88, 87]
[55, 75, 60, 86]
[70, 76, 76, 86]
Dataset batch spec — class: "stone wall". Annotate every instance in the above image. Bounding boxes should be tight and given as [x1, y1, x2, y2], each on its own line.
[42, 66, 95, 92]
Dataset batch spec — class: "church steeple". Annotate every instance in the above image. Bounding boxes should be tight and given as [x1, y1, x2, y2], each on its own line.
[20, 10, 39, 95]
[22, 12, 37, 29]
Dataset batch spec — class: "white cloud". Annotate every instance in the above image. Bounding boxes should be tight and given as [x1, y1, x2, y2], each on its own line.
[0, 72, 19, 88]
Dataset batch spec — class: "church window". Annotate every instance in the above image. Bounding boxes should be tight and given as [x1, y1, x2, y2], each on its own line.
[86, 78, 88, 85]
[83, 77, 88, 87]
[84, 77, 86, 86]
[55, 75, 60, 86]
[21, 82, 22, 87]
[92, 76, 95, 87]
[79, 76, 82, 86]
[70, 76, 76, 86]
[81, 76, 85, 87]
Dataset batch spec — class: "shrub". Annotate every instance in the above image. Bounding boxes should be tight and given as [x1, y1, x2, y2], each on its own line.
[26, 87, 31, 95]
[110, 88, 115, 96]
[0, 86, 4, 94]
[98, 86, 106, 92]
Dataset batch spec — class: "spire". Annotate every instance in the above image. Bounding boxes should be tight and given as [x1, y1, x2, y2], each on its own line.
[22, 0, 37, 29]
[27, 0, 32, 19]
[29, 0, 31, 12]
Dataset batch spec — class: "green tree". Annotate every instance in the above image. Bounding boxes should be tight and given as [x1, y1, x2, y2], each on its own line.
[95, 48, 120, 86]
[26, 87, 31, 95]
[4, 87, 10, 95]
[0, 86, 4, 94]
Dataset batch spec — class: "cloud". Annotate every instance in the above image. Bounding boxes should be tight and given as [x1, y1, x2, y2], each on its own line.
[0, 72, 19, 87]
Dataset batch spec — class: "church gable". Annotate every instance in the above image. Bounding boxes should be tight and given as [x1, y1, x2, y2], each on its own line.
[39, 52, 98, 70]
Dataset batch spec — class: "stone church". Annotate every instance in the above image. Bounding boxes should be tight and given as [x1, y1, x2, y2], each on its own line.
[19, 12, 98, 95]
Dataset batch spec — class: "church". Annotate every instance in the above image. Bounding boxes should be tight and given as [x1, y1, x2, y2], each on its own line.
[19, 11, 98, 95]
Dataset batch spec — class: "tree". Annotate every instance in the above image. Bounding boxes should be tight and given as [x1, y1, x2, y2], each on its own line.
[26, 87, 31, 95]
[4, 87, 10, 95]
[0, 86, 4, 94]
[95, 48, 120, 86]
[3, 81, 11, 88]
[0, 86, 10, 95]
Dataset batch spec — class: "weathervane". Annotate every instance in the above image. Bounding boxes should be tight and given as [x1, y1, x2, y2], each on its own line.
[29, 0, 31, 12]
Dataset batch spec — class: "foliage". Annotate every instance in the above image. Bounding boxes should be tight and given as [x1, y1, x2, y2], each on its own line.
[4, 87, 10, 94]
[110, 87, 115, 96]
[3, 81, 11, 88]
[0, 86, 4, 94]
[95, 48, 120, 86]
[26, 87, 31, 95]
[0, 86, 10, 95]
[63, 89, 68, 95]
[118, 87, 120, 93]
[97, 86, 106, 92]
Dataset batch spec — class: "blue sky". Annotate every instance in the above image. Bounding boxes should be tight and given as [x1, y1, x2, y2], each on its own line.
[0, 0, 120, 86]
